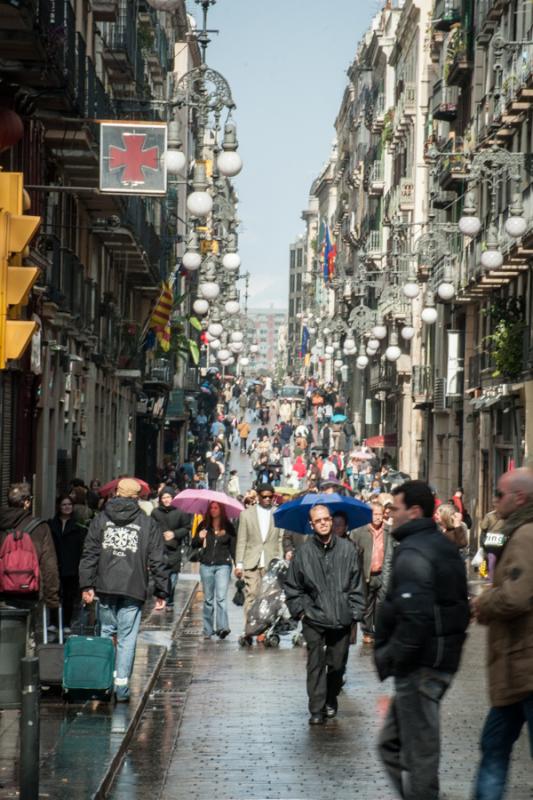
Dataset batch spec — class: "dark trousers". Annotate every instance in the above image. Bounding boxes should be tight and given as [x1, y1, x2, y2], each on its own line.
[378, 667, 452, 800]
[362, 573, 382, 635]
[302, 620, 351, 715]
[60, 575, 80, 627]
[473, 694, 533, 800]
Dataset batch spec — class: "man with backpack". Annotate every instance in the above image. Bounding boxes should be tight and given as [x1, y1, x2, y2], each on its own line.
[79, 478, 169, 702]
[0, 482, 60, 648]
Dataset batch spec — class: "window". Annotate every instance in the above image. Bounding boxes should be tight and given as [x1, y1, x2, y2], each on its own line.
[296, 273, 302, 291]
[290, 274, 295, 292]
[297, 248, 303, 267]
[290, 250, 296, 269]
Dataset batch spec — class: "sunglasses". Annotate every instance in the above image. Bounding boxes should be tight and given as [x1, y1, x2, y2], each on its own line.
[259, 493, 273, 499]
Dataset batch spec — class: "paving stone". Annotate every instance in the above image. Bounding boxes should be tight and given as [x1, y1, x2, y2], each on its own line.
[107, 579, 533, 800]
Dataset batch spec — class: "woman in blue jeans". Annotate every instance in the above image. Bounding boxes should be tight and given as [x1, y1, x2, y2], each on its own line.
[193, 501, 236, 640]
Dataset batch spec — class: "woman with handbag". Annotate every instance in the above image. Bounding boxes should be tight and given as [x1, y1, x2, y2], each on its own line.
[192, 500, 236, 640]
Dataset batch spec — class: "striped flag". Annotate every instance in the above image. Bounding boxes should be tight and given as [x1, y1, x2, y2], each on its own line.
[150, 282, 173, 352]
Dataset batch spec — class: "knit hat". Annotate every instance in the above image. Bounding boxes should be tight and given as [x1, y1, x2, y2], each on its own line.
[116, 478, 141, 498]
[160, 486, 176, 499]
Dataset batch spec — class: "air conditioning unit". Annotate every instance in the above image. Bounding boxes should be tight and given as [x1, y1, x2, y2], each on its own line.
[433, 377, 448, 413]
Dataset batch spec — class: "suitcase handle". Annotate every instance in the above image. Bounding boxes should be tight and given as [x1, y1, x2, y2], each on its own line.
[42, 605, 63, 645]
[78, 598, 101, 636]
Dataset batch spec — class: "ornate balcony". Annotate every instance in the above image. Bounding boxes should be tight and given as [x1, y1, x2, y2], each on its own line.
[368, 161, 385, 196]
[412, 365, 434, 407]
[434, 0, 461, 32]
[432, 80, 459, 121]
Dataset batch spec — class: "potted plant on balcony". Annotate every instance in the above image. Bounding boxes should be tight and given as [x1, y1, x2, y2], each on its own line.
[483, 297, 526, 380]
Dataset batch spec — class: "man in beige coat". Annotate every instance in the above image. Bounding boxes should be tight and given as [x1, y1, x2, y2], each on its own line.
[471, 467, 533, 800]
[235, 484, 283, 645]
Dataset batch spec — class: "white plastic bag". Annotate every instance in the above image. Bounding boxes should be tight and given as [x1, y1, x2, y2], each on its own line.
[471, 547, 485, 569]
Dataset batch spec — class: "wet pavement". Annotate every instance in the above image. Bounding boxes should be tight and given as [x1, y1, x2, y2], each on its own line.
[108, 587, 533, 800]
[0, 574, 198, 799]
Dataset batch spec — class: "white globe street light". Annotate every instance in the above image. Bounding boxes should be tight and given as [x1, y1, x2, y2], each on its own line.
[371, 323, 387, 340]
[401, 325, 415, 341]
[385, 332, 402, 362]
[199, 282, 220, 300]
[344, 336, 356, 351]
[187, 162, 213, 218]
[437, 282, 455, 301]
[217, 123, 243, 177]
[182, 251, 202, 271]
[225, 300, 240, 315]
[165, 149, 187, 175]
[356, 355, 369, 370]
[249, 344, 259, 354]
[480, 226, 504, 271]
[187, 191, 213, 217]
[403, 282, 420, 299]
[325, 345, 335, 355]
[421, 296, 438, 325]
[210, 338, 221, 350]
[222, 252, 241, 271]
[193, 298, 209, 316]
[240, 357, 250, 366]
[505, 216, 527, 239]
[217, 150, 243, 177]
[230, 342, 244, 353]
[334, 358, 343, 369]
[458, 191, 482, 237]
[217, 348, 231, 362]
[230, 331, 244, 342]
[367, 338, 380, 350]
[208, 322, 223, 338]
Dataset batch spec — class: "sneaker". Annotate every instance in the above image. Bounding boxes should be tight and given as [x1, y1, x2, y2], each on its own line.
[218, 629, 230, 639]
[47, 624, 58, 633]
[324, 704, 337, 719]
[309, 713, 325, 725]
[203, 634, 212, 640]
[115, 694, 130, 704]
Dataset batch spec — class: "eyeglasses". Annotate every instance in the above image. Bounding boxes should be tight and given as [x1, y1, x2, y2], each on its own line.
[312, 516, 332, 525]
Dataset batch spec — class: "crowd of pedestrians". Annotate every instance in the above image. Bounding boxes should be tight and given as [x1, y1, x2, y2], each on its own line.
[0, 375, 531, 800]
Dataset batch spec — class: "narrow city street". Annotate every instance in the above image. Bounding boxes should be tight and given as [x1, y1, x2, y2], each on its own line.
[104, 440, 533, 800]
[110, 585, 533, 800]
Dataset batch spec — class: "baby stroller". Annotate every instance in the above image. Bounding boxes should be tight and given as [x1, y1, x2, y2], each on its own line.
[241, 559, 300, 648]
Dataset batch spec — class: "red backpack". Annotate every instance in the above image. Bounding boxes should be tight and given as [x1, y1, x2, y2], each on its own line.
[0, 519, 41, 594]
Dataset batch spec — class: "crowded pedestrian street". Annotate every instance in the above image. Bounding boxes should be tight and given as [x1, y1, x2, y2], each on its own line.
[2, 0, 533, 799]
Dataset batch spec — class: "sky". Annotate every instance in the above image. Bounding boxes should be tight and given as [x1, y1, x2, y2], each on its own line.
[192, 0, 379, 309]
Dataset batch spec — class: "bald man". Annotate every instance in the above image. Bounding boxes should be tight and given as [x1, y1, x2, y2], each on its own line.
[285, 504, 365, 725]
[472, 467, 533, 800]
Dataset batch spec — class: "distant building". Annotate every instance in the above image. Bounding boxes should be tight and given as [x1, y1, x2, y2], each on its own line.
[247, 307, 288, 374]
[287, 236, 306, 370]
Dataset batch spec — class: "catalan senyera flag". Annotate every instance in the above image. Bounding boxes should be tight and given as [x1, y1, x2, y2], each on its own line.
[150, 282, 173, 352]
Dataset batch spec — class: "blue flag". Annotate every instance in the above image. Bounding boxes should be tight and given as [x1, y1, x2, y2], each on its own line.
[300, 326, 310, 358]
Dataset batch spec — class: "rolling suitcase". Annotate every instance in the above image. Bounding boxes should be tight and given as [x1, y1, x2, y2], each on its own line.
[37, 606, 64, 688]
[62, 602, 115, 702]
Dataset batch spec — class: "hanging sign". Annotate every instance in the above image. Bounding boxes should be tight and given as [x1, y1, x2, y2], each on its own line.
[99, 122, 167, 195]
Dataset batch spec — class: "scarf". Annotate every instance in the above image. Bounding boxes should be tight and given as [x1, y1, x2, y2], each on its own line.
[502, 501, 533, 538]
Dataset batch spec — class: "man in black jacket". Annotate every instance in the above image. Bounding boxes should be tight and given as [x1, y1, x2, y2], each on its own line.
[285, 504, 365, 725]
[375, 480, 469, 800]
[79, 478, 169, 702]
[151, 486, 191, 611]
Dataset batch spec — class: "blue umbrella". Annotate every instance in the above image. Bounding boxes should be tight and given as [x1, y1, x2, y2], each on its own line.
[332, 413, 347, 423]
[273, 492, 372, 535]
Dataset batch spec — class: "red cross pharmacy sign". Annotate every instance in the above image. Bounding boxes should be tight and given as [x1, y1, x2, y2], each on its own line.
[99, 122, 167, 195]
